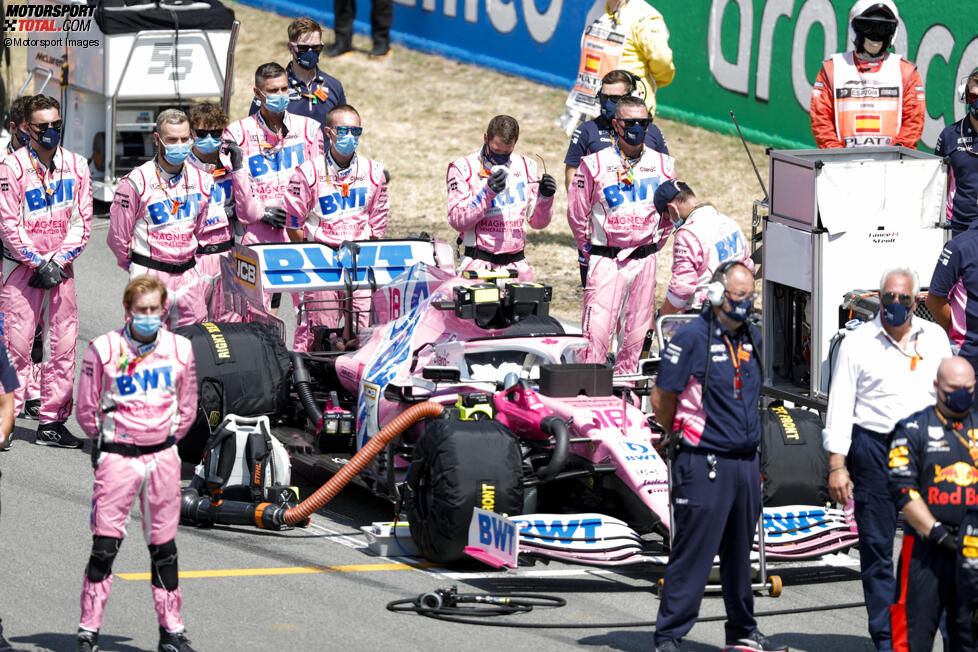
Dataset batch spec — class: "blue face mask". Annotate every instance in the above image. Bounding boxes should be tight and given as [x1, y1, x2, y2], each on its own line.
[262, 91, 290, 114]
[131, 314, 162, 337]
[16, 129, 30, 149]
[600, 99, 617, 122]
[485, 146, 510, 167]
[970, 97, 978, 120]
[723, 296, 752, 322]
[334, 133, 359, 157]
[620, 123, 646, 147]
[194, 135, 221, 155]
[882, 301, 911, 327]
[296, 49, 319, 71]
[162, 142, 191, 165]
[37, 126, 60, 150]
[943, 386, 974, 414]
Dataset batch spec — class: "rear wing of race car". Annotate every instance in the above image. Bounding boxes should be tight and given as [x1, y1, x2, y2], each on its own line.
[220, 238, 455, 311]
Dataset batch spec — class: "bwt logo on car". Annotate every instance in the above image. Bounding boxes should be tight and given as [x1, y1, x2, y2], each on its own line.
[4, 3, 94, 32]
[517, 517, 602, 543]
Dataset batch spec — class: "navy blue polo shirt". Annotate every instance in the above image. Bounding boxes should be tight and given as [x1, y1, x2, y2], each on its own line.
[0, 343, 19, 394]
[929, 228, 978, 365]
[249, 61, 346, 127]
[563, 116, 669, 168]
[934, 117, 978, 231]
[656, 311, 762, 455]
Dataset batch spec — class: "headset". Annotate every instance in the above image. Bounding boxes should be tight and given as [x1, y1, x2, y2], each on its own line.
[959, 67, 978, 102]
[706, 260, 743, 306]
[598, 70, 647, 103]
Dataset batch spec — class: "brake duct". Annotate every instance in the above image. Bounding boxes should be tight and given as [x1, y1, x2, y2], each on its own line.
[181, 401, 445, 529]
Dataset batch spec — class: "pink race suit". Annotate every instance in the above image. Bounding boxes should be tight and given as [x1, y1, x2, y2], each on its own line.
[567, 146, 675, 375]
[108, 159, 214, 328]
[76, 325, 197, 633]
[0, 145, 92, 422]
[187, 149, 254, 322]
[284, 151, 389, 351]
[224, 112, 323, 313]
[665, 204, 754, 310]
[446, 150, 553, 281]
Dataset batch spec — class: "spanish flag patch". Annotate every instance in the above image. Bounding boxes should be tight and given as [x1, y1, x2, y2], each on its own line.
[854, 114, 881, 134]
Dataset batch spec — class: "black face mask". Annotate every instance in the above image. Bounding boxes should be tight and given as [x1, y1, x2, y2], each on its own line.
[484, 145, 510, 166]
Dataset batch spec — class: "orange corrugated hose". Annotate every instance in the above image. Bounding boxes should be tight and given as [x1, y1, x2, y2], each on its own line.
[283, 401, 445, 525]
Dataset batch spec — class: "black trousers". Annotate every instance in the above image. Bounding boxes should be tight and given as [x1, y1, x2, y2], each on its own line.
[334, 0, 392, 47]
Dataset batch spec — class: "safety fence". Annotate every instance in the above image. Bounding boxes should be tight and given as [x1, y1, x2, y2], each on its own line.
[236, 0, 977, 151]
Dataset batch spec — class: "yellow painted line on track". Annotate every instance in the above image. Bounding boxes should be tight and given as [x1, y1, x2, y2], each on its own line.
[117, 561, 436, 580]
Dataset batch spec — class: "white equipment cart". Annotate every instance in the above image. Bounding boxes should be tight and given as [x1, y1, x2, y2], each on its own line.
[25, 0, 237, 201]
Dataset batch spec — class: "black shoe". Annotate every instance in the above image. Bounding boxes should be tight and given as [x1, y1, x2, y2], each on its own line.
[368, 42, 390, 58]
[654, 640, 680, 652]
[724, 630, 788, 651]
[0, 435, 10, 452]
[35, 421, 84, 449]
[0, 630, 12, 651]
[159, 627, 196, 652]
[77, 628, 99, 652]
[18, 398, 40, 420]
[326, 42, 353, 58]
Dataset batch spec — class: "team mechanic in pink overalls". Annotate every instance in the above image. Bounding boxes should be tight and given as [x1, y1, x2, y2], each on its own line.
[285, 103, 389, 351]
[108, 109, 214, 329]
[225, 62, 325, 314]
[75, 276, 198, 652]
[446, 115, 556, 282]
[567, 95, 674, 375]
[187, 101, 255, 322]
[0, 94, 93, 448]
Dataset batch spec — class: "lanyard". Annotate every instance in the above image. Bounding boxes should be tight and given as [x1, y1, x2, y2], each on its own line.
[881, 328, 923, 371]
[325, 150, 355, 197]
[154, 162, 189, 216]
[721, 333, 751, 400]
[256, 112, 287, 157]
[117, 330, 156, 375]
[611, 138, 642, 186]
[27, 146, 57, 198]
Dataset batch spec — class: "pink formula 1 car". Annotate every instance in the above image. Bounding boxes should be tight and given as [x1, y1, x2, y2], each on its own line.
[204, 239, 857, 571]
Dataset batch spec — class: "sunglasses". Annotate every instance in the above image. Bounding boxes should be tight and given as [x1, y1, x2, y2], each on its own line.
[617, 118, 649, 128]
[292, 43, 324, 54]
[598, 93, 627, 104]
[31, 120, 62, 131]
[881, 292, 914, 307]
[332, 126, 363, 137]
[968, 91, 978, 104]
[194, 128, 223, 139]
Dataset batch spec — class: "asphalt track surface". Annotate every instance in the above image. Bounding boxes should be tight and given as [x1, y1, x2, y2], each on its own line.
[0, 219, 939, 652]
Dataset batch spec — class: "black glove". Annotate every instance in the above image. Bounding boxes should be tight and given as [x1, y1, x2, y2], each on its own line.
[487, 167, 507, 193]
[929, 521, 958, 552]
[261, 206, 287, 229]
[578, 250, 588, 288]
[222, 140, 243, 171]
[27, 260, 67, 289]
[538, 173, 557, 198]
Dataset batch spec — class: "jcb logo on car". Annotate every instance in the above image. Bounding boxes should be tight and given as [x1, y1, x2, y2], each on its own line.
[234, 255, 257, 289]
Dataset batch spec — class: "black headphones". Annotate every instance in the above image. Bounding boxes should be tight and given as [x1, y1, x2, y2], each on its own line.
[599, 70, 646, 102]
[959, 68, 978, 102]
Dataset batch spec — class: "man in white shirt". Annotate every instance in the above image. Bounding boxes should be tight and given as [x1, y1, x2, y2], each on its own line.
[823, 266, 952, 652]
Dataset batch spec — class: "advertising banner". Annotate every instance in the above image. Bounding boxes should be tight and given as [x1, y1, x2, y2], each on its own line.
[237, 0, 977, 150]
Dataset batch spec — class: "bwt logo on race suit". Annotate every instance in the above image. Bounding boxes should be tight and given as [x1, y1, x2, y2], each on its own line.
[210, 177, 232, 204]
[115, 366, 174, 396]
[249, 144, 305, 178]
[25, 179, 74, 211]
[492, 182, 528, 207]
[603, 176, 660, 208]
[319, 187, 367, 215]
[715, 230, 746, 264]
[147, 193, 204, 225]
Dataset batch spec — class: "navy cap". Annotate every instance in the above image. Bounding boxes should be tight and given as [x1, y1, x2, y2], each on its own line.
[654, 178, 687, 216]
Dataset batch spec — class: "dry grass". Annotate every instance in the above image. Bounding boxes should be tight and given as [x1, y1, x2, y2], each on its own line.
[7, 0, 769, 321]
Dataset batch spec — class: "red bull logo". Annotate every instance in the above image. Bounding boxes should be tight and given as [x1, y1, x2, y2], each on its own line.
[933, 462, 978, 487]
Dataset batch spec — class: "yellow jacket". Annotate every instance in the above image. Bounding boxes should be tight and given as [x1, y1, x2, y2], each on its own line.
[607, 0, 675, 117]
